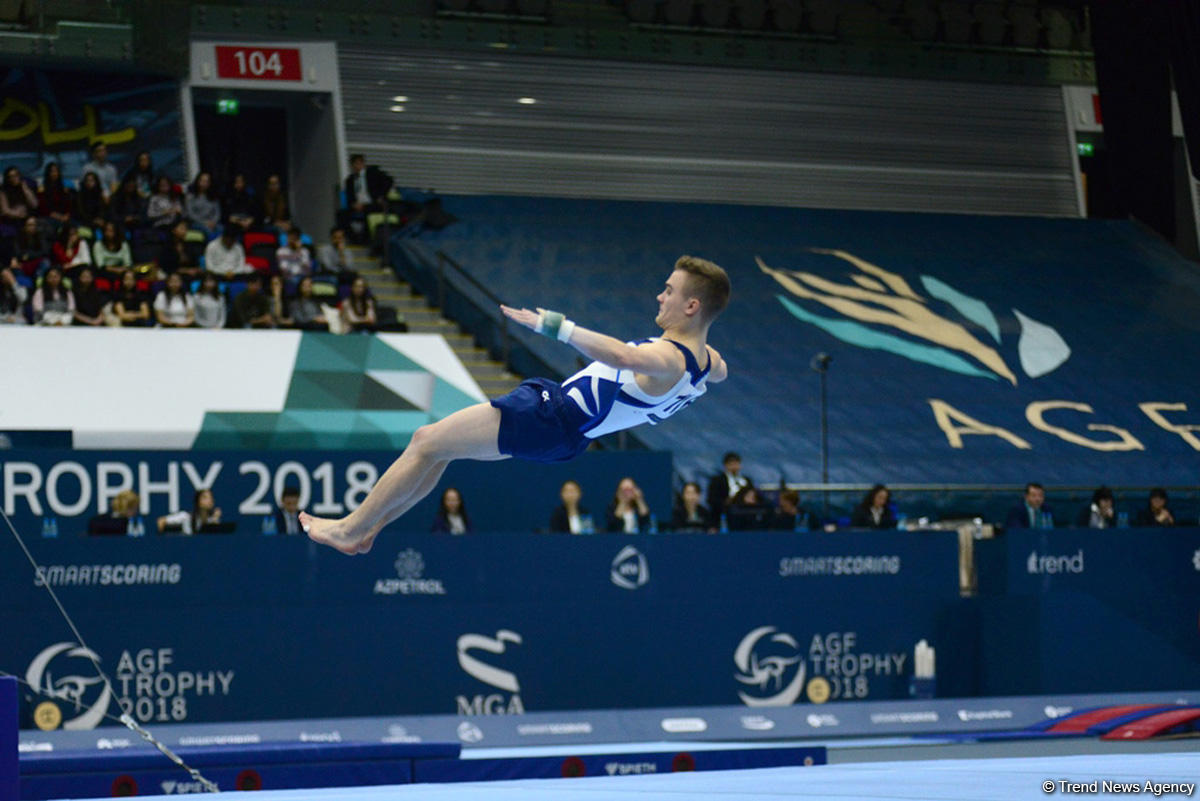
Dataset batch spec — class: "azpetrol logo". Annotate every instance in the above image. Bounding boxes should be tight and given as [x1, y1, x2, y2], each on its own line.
[26, 642, 112, 730]
[757, 251, 1070, 385]
[732, 626, 806, 707]
[611, 545, 649, 590]
[373, 549, 446, 595]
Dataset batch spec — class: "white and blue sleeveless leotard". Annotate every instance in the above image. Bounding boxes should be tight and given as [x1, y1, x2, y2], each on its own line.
[490, 338, 711, 463]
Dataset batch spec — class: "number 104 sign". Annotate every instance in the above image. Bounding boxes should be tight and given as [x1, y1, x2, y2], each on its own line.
[215, 46, 302, 81]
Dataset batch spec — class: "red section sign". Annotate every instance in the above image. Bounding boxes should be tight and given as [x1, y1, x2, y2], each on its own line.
[215, 46, 302, 82]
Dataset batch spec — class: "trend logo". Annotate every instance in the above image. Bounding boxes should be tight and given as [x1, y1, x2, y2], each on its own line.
[757, 251, 1070, 385]
[733, 626, 806, 707]
[457, 630, 522, 693]
[26, 642, 112, 730]
[610, 545, 649, 590]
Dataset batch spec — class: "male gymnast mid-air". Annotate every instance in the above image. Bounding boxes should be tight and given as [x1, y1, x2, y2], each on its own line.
[301, 255, 730, 555]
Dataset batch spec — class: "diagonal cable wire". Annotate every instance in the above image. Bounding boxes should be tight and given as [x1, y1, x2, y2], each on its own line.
[1, 506, 219, 793]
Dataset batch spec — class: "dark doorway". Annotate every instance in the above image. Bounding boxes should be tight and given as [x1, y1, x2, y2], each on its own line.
[192, 101, 288, 195]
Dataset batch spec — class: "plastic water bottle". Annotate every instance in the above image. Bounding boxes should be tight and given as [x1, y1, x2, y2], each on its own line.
[793, 512, 807, 533]
[1116, 511, 1129, 528]
[1043, 512, 1054, 530]
[41, 516, 58, 538]
[261, 515, 277, 536]
[719, 513, 729, 534]
[647, 514, 658, 534]
[973, 517, 984, 539]
[896, 513, 908, 531]
[127, 517, 145, 537]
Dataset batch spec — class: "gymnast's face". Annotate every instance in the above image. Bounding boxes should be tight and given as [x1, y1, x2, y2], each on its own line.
[655, 270, 697, 330]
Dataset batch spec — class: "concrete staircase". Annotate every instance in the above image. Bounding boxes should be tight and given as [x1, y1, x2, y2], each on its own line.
[351, 246, 523, 398]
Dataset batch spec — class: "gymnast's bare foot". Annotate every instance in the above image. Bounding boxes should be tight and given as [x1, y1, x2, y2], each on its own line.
[301, 512, 368, 556]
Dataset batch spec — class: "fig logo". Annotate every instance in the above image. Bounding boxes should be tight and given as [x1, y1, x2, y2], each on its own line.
[455, 630, 525, 715]
[733, 626, 806, 707]
[611, 546, 649, 590]
[26, 642, 112, 730]
[456, 721, 484, 743]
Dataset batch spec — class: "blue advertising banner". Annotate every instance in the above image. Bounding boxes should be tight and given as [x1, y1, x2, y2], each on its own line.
[0, 531, 963, 728]
[0, 449, 673, 537]
[410, 197, 1200, 485]
[977, 528, 1200, 696]
[0, 67, 183, 184]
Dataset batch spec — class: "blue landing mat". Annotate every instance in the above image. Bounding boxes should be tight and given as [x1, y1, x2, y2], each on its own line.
[71, 752, 1200, 800]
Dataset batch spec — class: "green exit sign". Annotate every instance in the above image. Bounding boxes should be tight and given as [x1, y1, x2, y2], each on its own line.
[1077, 141, 1095, 157]
[217, 98, 239, 115]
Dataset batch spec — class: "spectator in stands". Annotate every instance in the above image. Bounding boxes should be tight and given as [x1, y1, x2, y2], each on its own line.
[276, 227, 312, 280]
[158, 220, 201, 278]
[52, 224, 92, 274]
[112, 269, 151, 327]
[185, 171, 221, 233]
[13, 215, 50, 277]
[317, 226, 355, 281]
[671, 481, 710, 533]
[1135, 488, 1175, 527]
[81, 142, 119, 199]
[154, 271, 195, 328]
[850, 484, 897, 529]
[268, 274, 291, 327]
[771, 489, 808, 531]
[1, 166, 37, 227]
[275, 486, 303, 535]
[606, 477, 650, 533]
[340, 276, 377, 333]
[71, 267, 106, 327]
[223, 174, 259, 232]
[123, 151, 154, 199]
[287, 276, 328, 331]
[343, 154, 393, 243]
[73, 171, 107, 230]
[145, 175, 183, 230]
[706, 451, 752, 526]
[260, 174, 290, 232]
[232, 273, 273, 328]
[1076, 486, 1117, 529]
[31, 265, 73, 325]
[37, 163, 73, 233]
[432, 488, 472, 535]
[109, 175, 146, 233]
[203, 227, 252, 279]
[1005, 482, 1054, 529]
[193, 273, 226, 329]
[549, 479, 590, 534]
[0, 266, 27, 324]
[158, 489, 222, 535]
[727, 485, 772, 530]
[92, 222, 132, 274]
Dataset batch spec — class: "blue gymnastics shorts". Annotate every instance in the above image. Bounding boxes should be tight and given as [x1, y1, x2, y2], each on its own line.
[490, 377, 592, 463]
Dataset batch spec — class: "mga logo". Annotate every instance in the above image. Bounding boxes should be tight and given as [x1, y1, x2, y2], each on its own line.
[733, 626, 806, 707]
[374, 549, 446, 595]
[455, 630, 525, 715]
[610, 546, 649, 590]
[26, 643, 112, 730]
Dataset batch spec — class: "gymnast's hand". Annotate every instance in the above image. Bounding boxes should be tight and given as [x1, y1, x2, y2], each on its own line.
[500, 304, 542, 331]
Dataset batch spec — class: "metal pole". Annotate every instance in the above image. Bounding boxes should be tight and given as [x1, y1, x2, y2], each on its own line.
[811, 352, 832, 517]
